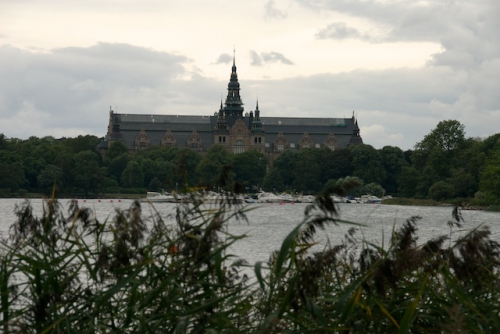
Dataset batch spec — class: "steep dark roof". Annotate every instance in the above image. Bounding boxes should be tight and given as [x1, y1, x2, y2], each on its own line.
[261, 116, 357, 149]
[114, 114, 217, 149]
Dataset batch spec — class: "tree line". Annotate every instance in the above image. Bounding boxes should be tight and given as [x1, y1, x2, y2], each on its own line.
[0, 119, 499, 204]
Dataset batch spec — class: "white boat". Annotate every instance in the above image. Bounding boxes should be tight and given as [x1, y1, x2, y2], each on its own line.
[199, 191, 245, 204]
[279, 193, 299, 203]
[361, 195, 382, 204]
[202, 191, 220, 204]
[140, 191, 177, 203]
[298, 195, 315, 203]
[345, 197, 361, 203]
[256, 192, 285, 203]
[331, 195, 345, 203]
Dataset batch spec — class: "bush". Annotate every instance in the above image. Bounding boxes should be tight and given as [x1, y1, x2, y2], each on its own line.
[1, 191, 500, 332]
[429, 180, 454, 200]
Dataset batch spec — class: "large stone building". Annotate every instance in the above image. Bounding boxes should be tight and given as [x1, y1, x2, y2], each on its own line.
[98, 56, 363, 159]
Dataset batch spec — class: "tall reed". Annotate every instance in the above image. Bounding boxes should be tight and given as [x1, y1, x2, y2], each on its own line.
[1, 186, 499, 333]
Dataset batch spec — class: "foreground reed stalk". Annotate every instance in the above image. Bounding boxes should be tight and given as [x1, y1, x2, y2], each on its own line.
[1, 187, 499, 333]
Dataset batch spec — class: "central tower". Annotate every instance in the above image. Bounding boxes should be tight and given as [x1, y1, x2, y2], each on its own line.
[223, 50, 244, 119]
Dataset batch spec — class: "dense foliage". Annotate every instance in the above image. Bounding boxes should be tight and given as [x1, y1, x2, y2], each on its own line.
[1, 119, 500, 205]
[1, 190, 499, 332]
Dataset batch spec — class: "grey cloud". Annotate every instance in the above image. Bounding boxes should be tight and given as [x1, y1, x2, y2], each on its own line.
[0, 43, 196, 139]
[316, 22, 372, 41]
[265, 0, 287, 19]
[249, 50, 294, 66]
[298, 0, 500, 68]
[261, 52, 294, 65]
[55, 42, 187, 65]
[249, 50, 263, 66]
[215, 53, 232, 64]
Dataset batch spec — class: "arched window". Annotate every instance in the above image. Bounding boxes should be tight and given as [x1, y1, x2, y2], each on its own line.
[233, 140, 245, 154]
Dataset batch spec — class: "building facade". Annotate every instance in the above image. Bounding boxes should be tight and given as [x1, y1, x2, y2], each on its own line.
[98, 57, 363, 159]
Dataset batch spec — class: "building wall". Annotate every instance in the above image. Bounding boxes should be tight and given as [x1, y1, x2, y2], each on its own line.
[97, 59, 362, 158]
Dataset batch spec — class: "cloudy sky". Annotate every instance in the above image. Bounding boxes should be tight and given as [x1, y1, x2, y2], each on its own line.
[1, 0, 499, 150]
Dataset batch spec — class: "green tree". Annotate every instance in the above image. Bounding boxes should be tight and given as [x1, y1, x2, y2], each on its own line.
[362, 183, 385, 198]
[0, 133, 7, 150]
[398, 166, 419, 198]
[314, 147, 339, 185]
[37, 164, 64, 194]
[479, 150, 500, 200]
[448, 168, 477, 198]
[174, 148, 201, 189]
[271, 150, 296, 190]
[106, 141, 129, 160]
[291, 148, 323, 193]
[52, 148, 75, 192]
[233, 150, 268, 190]
[156, 159, 176, 190]
[349, 144, 386, 185]
[416, 166, 440, 198]
[379, 146, 407, 194]
[0, 162, 25, 192]
[429, 180, 454, 200]
[331, 148, 353, 179]
[148, 177, 162, 192]
[121, 161, 144, 189]
[196, 145, 234, 189]
[336, 176, 364, 197]
[136, 145, 174, 161]
[262, 167, 285, 192]
[478, 133, 500, 156]
[108, 154, 130, 184]
[412, 120, 467, 179]
[64, 135, 101, 154]
[22, 157, 46, 190]
[73, 150, 104, 196]
[139, 157, 156, 187]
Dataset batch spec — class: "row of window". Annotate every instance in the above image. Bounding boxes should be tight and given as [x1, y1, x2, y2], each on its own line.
[218, 136, 263, 144]
[136, 141, 334, 152]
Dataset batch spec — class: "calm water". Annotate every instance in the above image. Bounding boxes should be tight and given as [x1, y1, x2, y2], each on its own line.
[1, 198, 499, 265]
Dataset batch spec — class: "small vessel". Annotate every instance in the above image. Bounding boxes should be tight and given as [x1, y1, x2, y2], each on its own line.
[140, 191, 177, 203]
[361, 195, 382, 204]
[202, 191, 220, 204]
[298, 195, 315, 203]
[331, 195, 345, 203]
[244, 195, 256, 203]
[256, 192, 285, 203]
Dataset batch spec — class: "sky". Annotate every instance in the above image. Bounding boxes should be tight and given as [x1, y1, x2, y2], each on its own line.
[1, 0, 499, 150]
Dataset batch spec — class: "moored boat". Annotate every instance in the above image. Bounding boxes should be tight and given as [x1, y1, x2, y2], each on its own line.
[361, 195, 382, 204]
[140, 191, 177, 203]
[256, 192, 285, 203]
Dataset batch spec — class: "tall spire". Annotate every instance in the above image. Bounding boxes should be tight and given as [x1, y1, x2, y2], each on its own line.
[224, 47, 244, 118]
[349, 112, 363, 145]
[251, 97, 263, 133]
[255, 97, 260, 119]
[215, 97, 227, 132]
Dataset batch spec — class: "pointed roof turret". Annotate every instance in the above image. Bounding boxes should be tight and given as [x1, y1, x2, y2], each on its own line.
[251, 98, 263, 133]
[223, 48, 244, 119]
[215, 98, 227, 132]
[349, 111, 363, 146]
[232, 47, 236, 73]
